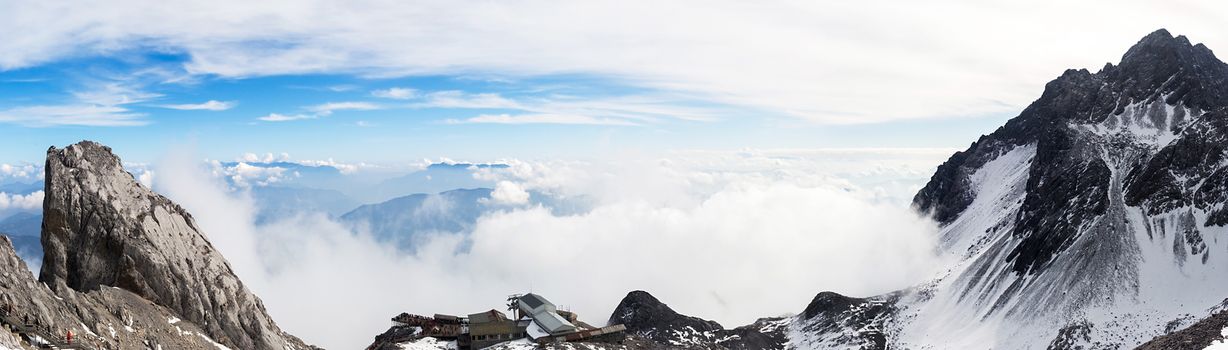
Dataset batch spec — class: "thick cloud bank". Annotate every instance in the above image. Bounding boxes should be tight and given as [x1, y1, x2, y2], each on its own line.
[155, 149, 946, 349]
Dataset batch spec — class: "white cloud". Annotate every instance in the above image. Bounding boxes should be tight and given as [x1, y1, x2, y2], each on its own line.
[257, 113, 315, 122]
[0, 191, 43, 211]
[156, 147, 945, 349]
[297, 158, 364, 174]
[2, 0, 1222, 123]
[158, 100, 237, 111]
[136, 170, 155, 188]
[448, 113, 639, 126]
[206, 160, 292, 187]
[0, 163, 41, 180]
[371, 87, 417, 100]
[487, 181, 530, 204]
[239, 152, 290, 163]
[307, 101, 380, 116]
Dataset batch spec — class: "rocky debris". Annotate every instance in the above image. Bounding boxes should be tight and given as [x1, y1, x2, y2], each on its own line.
[0, 235, 243, 349]
[608, 291, 787, 350]
[38, 141, 313, 350]
[1047, 321, 1094, 350]
[1135, 303, 1228, 350]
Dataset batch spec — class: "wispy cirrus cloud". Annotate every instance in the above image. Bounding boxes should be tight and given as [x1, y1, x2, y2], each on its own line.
[257, 113, 316, 122]
[447, 113, 640, 126]
[307, 102, 380, 116]
[0, 81, 157, 127]
[4, 0, 1221, 124]
[417, 91, 521, 109]
[71, 82, 162, 106]
[158, 100, 236, 111]
[371, 87, 417, 100]
[258, 102, 379, 122]
[424, 90, 720, 126]
[0, 105, 147, 127]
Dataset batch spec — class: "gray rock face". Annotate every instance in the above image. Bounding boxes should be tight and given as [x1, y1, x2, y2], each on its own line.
[0, 234, 253, 349]
[38, 141, 312, 350]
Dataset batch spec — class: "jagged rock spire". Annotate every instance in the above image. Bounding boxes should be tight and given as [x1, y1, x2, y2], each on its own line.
[40, 141, 311, 350]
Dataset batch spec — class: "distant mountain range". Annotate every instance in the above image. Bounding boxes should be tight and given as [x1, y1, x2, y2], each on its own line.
[366, 163, 509, 203]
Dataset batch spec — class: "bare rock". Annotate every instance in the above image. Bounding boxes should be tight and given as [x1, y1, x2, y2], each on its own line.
[38, 141, 313, 350]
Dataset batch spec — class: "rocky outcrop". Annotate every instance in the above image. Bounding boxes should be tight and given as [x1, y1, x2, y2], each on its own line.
[1135, 302, 1228, 350]
[608, 291, 787, 350]
[0, 235, 251, 349]
[38, 141, 312, 350]
[792, 291, 897, 350]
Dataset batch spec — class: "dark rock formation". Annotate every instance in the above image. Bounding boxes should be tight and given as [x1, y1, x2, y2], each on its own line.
[610, 291, 723, 343]
[38, 141, 312, 350]
[608, 290, 787, 350]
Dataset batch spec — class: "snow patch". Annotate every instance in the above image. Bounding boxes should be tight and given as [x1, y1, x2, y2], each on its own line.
[397, 337, 457, 350]
[1075, 99, 1197, 148]
[1203, 326, 1228, 349]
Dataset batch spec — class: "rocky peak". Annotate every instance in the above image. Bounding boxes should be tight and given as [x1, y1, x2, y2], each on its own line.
[1108, 28, 1228, 110]
[1120, 29, 1206, 68]
[607, 291, 787, 349]
[39, 141, 311, 350]
[802, 292, 861, 319]
[915, 29, 1228, 229]
[609, 290, 723, 340]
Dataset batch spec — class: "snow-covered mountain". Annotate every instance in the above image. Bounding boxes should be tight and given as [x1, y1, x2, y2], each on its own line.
[895, 28, 1228, 348]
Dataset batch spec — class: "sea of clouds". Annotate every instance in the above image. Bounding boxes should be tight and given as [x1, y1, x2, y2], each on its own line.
[151, 148, 952, 349]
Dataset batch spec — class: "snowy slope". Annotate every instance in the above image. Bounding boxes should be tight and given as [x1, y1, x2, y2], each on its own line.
[850, 29, 1228, 349]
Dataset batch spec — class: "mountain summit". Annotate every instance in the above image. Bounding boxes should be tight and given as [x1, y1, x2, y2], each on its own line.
[902, 29, 1228, 348]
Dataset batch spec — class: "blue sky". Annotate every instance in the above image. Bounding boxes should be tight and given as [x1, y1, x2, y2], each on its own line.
[1, 1, 1223, 165]
[0, 50, 1014, 164]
